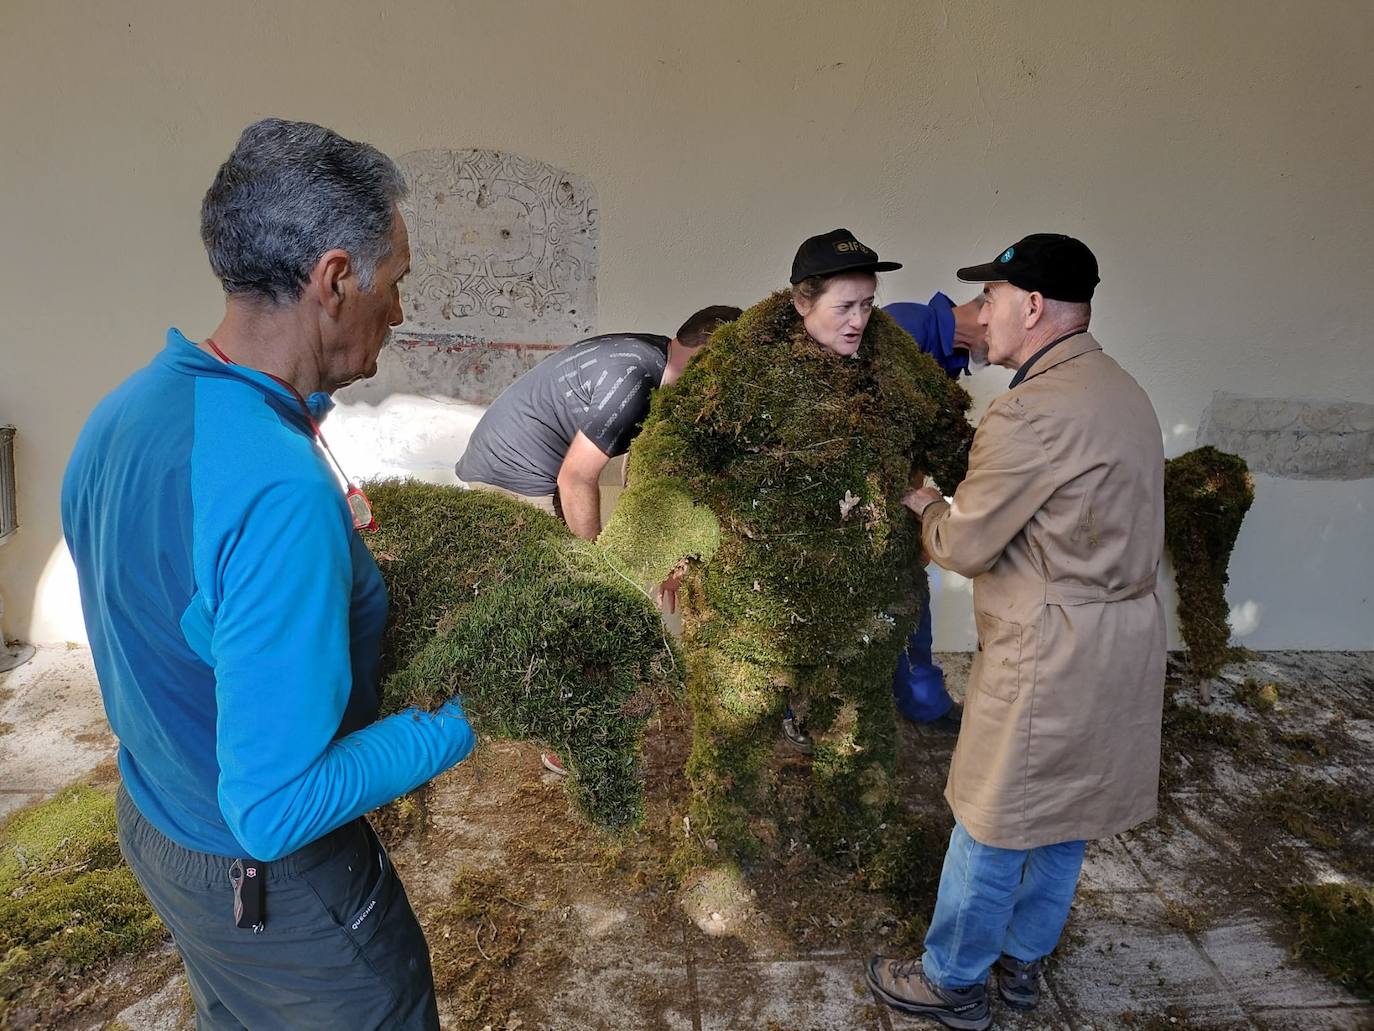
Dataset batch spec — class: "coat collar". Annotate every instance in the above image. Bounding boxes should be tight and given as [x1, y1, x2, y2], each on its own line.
[1016, 330, 1101, 385]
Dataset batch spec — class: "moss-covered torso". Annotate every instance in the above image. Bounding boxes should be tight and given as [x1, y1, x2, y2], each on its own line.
[607, 291, 972, 665]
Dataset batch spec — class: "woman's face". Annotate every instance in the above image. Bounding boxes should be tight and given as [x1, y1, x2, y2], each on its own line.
[794, 272, 878, 357]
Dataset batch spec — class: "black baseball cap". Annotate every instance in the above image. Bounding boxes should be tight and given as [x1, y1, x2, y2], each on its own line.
[790, 228, 902, 284]
[956, 233, 1099, 302]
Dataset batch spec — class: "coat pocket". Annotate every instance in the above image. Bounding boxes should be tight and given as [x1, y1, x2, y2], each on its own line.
[973, 608, 1024, 703]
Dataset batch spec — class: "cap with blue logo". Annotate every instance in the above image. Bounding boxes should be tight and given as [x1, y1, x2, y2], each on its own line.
[956, 233, 1099, 302]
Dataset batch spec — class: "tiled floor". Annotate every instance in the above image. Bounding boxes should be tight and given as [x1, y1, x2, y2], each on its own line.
[3, 647, 1370, 1030]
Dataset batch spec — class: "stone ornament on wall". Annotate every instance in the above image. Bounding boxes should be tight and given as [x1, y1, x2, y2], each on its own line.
[329, 150, 598, 482]
[341, 148, 598, 407]
[1197, 391, 1374, 480]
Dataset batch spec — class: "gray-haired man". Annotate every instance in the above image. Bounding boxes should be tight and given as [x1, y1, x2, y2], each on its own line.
[63, 119, 473, 1029]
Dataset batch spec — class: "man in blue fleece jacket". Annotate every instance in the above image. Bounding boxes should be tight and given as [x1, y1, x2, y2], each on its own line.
[884, 293, 985, 732]
[61, 119, 473, 1030]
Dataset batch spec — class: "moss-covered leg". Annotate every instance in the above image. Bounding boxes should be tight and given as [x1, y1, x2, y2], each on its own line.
[682, 644, 789, 856]
[805, 643, 904, 866]
[847, 643, 901, 811]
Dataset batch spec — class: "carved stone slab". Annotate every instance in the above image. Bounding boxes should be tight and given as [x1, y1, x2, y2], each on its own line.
[340, 148, 598, 407]
[329, 150, 598, 480]
[1197, 391, 1374, 480]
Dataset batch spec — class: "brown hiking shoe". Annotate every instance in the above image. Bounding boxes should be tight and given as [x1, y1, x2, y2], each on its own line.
[866, 956, 991, 1030]
[995, 954, 1041, 1009]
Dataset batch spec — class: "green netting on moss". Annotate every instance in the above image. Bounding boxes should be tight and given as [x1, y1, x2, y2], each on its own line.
[0, 786, 162, 1015]
[600, 291, 974, 851]
[1163, 446, 1254, 678]
[364, 480, 682, 830]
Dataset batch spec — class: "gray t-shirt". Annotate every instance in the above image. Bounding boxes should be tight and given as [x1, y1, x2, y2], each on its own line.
[455, 333, 670, 496]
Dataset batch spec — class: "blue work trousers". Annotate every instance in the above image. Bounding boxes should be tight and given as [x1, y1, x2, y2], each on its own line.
[892, 602, 954, 722]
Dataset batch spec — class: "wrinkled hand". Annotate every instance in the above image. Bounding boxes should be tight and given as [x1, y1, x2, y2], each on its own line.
[656, 560, 690, 614]
[902, 485, 944, 517]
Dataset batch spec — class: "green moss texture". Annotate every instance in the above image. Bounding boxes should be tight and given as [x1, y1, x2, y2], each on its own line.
[364, 480, 682, 830]
[599, 291, 974, 852]
[0, 786, 162, 1017]
[1163, 446, 1255, 678]
[1282, 882, 1374, 998]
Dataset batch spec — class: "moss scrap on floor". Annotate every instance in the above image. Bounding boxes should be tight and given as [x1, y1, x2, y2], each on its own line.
[0, 785, 163, 1023]
[1281, 882, 1374, 997]
[1155, 658, 1374, 1001]
[1263, 776, 1374, 868]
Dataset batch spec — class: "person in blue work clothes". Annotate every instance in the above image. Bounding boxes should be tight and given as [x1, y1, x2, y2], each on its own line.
[884, 292, 986, 732]
[62, 119, 474, 1030]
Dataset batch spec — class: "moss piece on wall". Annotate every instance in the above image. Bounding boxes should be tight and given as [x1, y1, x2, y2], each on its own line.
[600, 291, 974, 850]
[1282, 882, 1374, 998]
[364, 480, 682, 830]
[1164, 446, 1254, 678]
[0, 786, 162, 1014]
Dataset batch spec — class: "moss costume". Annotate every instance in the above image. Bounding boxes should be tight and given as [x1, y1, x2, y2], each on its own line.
[599, 290, 974, 849]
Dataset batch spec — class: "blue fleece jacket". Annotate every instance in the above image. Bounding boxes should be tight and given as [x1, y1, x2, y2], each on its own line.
[883, 292, 970, 379]
[61, 330, 474, 861]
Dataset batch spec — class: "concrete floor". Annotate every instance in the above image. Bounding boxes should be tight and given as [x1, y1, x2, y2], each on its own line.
[2, 647, 1371, 1031]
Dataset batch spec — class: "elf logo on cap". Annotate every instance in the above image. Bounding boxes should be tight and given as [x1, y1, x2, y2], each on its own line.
[1000, 247, 1015, 263]
[836, 241, 872, 255]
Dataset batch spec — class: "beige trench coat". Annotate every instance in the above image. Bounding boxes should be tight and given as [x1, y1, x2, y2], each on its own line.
[921, 332, 1166, 849]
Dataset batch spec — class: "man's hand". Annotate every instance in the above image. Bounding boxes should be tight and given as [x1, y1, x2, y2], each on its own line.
[657, 559, 690, 614]
[557, 431, 611, 541]
[902, 485, 944, 517]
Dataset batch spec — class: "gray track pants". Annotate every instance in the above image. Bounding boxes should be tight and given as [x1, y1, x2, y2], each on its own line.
[116, 786, 439, 1030]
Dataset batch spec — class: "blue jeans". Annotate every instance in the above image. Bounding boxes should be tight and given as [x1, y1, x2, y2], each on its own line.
[922, 822, 1087, 990]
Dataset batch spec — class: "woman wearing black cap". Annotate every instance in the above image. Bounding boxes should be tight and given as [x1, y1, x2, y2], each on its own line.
[598, 228, 974, 857]
[788, 227, 904, 358]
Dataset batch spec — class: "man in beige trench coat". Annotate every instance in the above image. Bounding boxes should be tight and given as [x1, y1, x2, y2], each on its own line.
[867, 234, 1166, 1031]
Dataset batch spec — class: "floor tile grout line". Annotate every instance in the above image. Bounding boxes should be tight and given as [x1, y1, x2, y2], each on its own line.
[1118, 833, 1265, 1030]
[683, 925, 703, 1031]
[1040, 966, 1082, 1031]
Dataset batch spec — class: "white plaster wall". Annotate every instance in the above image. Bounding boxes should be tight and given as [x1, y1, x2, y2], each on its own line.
[1, 0, 1371, 648]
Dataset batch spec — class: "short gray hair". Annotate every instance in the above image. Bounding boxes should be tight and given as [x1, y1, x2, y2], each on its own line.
[1044, 297, 1092, 326]
[201, 118, 407, 304]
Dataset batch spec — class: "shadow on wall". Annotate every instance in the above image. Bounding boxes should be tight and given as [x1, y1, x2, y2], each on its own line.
[0, 419, 80, 647]
[1, 534, 79, 648]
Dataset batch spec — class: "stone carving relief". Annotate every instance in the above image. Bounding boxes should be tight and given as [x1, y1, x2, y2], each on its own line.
[401, 149, 597, 337]
[1198, 391, 1374, 480]
[330, 149, 598, 480]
